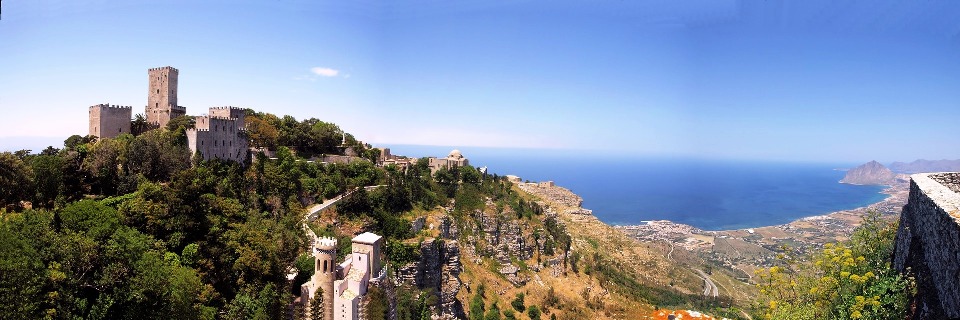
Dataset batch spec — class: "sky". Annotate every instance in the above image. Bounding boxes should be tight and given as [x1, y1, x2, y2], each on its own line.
[2, 0, 960, 163]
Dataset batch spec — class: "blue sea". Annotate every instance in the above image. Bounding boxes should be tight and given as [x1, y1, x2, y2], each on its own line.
[386, 145, 888, 231]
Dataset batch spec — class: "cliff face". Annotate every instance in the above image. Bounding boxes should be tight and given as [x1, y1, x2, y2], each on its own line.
[395, 238, 465, 319]
[892, 173, 960, 319]
[841, 160, 896, 185]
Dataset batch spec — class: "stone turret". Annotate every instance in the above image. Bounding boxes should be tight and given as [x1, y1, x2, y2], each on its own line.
[146, 66, 185, 127]
[303, 236, 337, 320]
[88, 104, 132, 138]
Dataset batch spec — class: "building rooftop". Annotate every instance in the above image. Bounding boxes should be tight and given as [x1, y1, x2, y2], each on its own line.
[352, 232, 382, 244]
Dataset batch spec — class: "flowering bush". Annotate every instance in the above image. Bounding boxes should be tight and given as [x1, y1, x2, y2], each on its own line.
[753, 211, 914, 319]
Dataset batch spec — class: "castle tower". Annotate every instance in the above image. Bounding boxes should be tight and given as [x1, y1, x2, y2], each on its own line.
[208, 106, 246, 128]
[146, 66, 186, 127]
[309, 237, 337, 320]
[88, 104, 132, 138]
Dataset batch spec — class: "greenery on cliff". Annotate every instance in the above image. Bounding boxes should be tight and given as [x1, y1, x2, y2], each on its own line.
[752, 212, 914, 319]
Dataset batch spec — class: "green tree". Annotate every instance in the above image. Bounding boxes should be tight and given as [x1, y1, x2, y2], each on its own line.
[82, 138, 125, 195]
[0, 223, 46, 319]
[511, 293, 526, 312]
[310, 286, 324, 320]
[166, 115, 196, 132]
[527, 305, 542, 320]
[484, 302, 502, 320]
[30, 154, 64, 209]
[131, 113, 151, 136]
[470, 291, 485, 320]
[0, 152, 34, 209]
[364, 286, 388, 320]
[245, 115, 279, 150]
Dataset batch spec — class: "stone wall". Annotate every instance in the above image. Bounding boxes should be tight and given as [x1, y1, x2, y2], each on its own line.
[893, 173, 960, 319]
[187, 115, 248, 163]
[88, 104, 131, 138]
[208, 106, 245, 128]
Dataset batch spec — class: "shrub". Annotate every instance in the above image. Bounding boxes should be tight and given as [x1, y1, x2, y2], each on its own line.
[753, 211, 914, 319]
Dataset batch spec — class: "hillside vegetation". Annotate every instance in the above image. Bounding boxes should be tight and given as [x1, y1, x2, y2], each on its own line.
[0, 109, 915, 320]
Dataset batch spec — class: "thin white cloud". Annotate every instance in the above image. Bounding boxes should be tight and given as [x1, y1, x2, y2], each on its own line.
[310, 67, 339, 77]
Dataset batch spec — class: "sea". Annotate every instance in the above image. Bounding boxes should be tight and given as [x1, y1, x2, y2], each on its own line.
[387, 145, 889, 231]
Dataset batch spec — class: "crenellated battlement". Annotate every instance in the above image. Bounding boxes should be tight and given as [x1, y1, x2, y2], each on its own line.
[317, 237, 338, 249]
[211, 106, 244, 110]
[90, 104, 133, 110]
[148, 66, 179, 72]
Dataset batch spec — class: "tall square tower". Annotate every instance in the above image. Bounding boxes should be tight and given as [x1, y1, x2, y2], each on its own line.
[89, 104, 132, 138]
[146, 66, 185, 127]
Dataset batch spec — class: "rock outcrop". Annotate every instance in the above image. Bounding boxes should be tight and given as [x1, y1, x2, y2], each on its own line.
[841, 160, 896, 185]
[893, 173, 960, 319]
[394, 239, 466, 319]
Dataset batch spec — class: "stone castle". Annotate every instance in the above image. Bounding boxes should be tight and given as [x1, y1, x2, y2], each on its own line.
[146, 66, 186, 127]
[301, 232, 384, 320]
[88, 67, 247, 163]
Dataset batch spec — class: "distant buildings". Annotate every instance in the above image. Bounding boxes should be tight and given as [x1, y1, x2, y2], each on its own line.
[87, 67, 248, 164]
[300, 232, 384, 320]
[427, 149, 469, 173]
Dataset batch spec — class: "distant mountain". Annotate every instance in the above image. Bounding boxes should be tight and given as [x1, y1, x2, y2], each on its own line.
[888, 159, 960, 174]
[841, 160, 896, 185]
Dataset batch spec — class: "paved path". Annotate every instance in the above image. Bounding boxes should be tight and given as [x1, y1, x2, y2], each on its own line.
[305, 185, 385, 222]
[695, 269, 719, 297]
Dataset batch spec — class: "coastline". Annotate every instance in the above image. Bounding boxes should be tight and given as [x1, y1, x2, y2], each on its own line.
[516, 176, 909, 277]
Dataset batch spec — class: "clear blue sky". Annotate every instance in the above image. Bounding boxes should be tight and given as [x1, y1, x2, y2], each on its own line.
[2, 0, 959, 163]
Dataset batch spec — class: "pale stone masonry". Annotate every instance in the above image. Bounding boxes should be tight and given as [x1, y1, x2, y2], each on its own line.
[87, 67, 249, 164]
[428, 149, 470, 173]
[146, 66, 186, 127]
[88, 104, 132, 138]
[301, 232, 384, 320]
[893, 172, 960, 319]
[187, 107, 248, 163]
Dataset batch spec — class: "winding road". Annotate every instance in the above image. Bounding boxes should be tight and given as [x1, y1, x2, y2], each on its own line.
[695, 269, 719, 298]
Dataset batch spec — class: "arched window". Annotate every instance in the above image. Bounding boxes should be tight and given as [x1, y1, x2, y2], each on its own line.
[323, 260, 328, 273]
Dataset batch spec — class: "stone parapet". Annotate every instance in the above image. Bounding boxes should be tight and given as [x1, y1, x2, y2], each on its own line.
[893, 173, 960, 319]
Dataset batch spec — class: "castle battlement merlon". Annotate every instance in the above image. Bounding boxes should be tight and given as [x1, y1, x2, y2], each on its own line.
[211, 106, 244, 110]
[148, 66, 179, 72]
[90, 104, 133, 110]
[317, 237, 338, 249]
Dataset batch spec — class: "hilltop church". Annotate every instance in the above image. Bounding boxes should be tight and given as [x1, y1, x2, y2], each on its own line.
[87, 66, 248, 163]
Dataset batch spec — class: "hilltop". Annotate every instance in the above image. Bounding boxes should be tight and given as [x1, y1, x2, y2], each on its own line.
[888, 159, 960, 174]
[840, 160, 897, 185]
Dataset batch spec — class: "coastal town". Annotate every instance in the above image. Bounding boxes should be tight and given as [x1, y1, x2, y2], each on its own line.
[511, 170, 911, 281]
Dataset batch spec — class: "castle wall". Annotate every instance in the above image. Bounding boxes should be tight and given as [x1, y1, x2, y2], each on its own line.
[208, 106, 246, 128]
[146, 66, 183, 127]
[893, 173, 960, 319]
[88, 104, 131, 138]
[187, 115, 248, 163]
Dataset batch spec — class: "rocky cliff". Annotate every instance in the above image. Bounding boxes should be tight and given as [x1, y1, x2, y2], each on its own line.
[841, 160, 896, 185]
[893, 173, 960, 319]
[394, 238, 465, 319]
